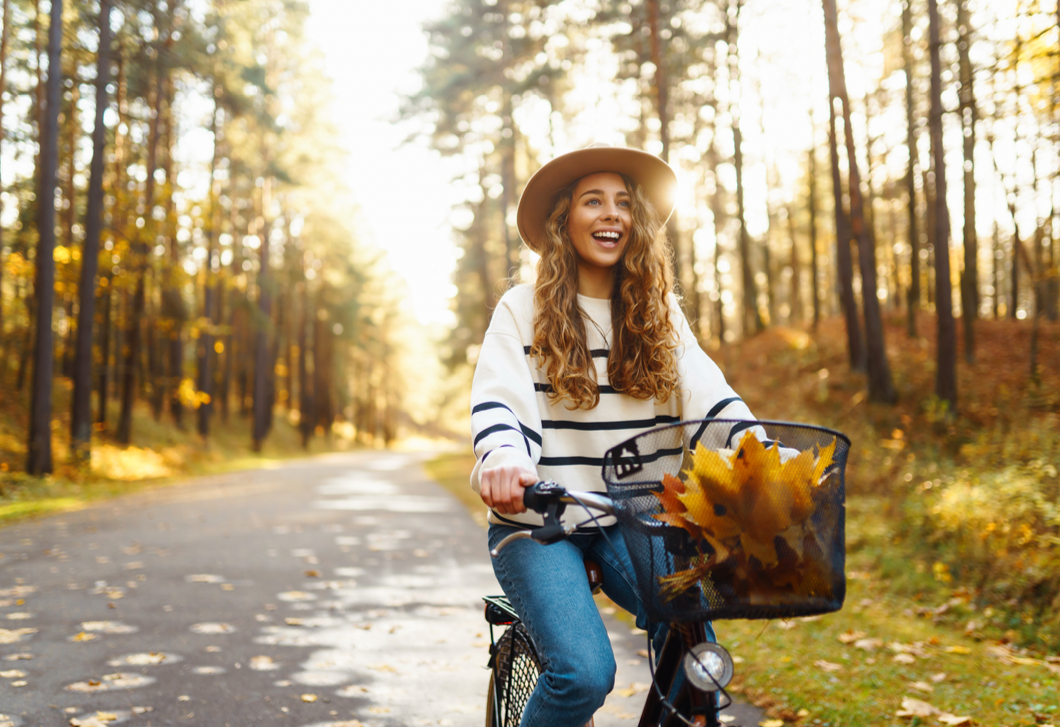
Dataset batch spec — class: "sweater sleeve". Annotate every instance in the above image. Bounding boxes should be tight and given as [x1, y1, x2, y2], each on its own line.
[468, 296, 543, 495]
[670, 296, 762, 451]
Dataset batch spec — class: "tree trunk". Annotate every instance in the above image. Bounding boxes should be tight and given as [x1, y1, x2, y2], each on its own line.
[197, 93, 221, 438]
[647, 0, 681, 287]
[787, 206, 800, 322]
[902, 0, 921, 337]
[0, 0, 11, 350]
[27, 0, 62, 475]
[299, 251, 312, 449]
[252, 179, 274, 450]
[956, 0, 977, 362]
[118, 45, 164, 444]
[822, 1, 864, 371]
[823, 0, 895, 402]
[157, 80, 185, 426]
[71, 0, 112, 460]
[928, 0, 957, 410]
[808, 135, 821, 328]
[728, 0, 760, 337]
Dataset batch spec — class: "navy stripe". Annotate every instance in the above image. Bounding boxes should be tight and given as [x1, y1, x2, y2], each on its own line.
[472, 401, 543, 447]
[535, 383, 617, 395]
[706, 397, 743, 420]
[478, 444, 515, 463]
[522, 346, 609, 359]
[541, 446, 683, 469]
[474, 425, 530, 457]
[726, 420, 758, 447]
[472, 401, 513, 415]
[690, 398, 745, 450]
[542, 415, 679, 432]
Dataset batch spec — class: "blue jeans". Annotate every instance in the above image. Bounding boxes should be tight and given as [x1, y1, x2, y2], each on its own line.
[488, 523, 675, 727]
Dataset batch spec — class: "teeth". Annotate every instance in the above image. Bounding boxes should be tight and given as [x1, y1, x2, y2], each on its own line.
[594, 231, 620, 240]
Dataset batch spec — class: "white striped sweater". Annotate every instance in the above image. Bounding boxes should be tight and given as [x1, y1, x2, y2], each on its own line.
[470, 284, 754, 529]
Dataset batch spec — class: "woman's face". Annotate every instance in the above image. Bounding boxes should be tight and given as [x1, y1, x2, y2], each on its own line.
[565, 172, 632, 286]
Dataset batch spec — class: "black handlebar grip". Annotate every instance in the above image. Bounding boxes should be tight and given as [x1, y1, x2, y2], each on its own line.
[523, 481, 563, 513]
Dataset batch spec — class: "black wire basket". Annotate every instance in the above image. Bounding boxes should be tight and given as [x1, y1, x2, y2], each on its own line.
[601, 420, 850, 623]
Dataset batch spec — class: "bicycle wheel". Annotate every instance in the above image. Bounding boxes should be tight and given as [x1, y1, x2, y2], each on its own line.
[485, 621, 542, 727]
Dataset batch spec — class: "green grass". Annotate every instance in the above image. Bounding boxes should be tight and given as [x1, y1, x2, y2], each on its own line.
[425, 452, 1060, 727]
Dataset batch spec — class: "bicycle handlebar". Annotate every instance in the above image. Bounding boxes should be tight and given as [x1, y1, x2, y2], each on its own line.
[489, 482, 616, 557]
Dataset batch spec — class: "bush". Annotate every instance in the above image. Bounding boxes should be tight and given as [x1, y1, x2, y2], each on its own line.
[906, 452, 1060, 647]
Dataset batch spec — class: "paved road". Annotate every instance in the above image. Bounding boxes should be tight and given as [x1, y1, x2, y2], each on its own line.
[0, 451, 764, 727]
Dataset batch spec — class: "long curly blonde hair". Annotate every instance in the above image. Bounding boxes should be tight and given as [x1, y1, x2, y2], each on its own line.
[530, 174, 680, 409]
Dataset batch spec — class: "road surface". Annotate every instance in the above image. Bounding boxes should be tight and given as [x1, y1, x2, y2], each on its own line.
[0, 451, 764, 727]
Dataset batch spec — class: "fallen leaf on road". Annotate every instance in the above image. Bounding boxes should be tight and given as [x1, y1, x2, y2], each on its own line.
[369, 664, 397, 673]
[0, 628, 37, 644]
[0, 586, 37, 598]
[285, 618, 305, 626]
[3, 654, 32, 661]
[945, 646, 971, 655]
[305, 570, 321, 577]
[335, 685, 369, 697]
[277, 591, 316, 602]
[66, 673, 155, 692]
[760, 720, 785, 727]
[814, 660, 842, 673]
[249, 656, 279, 671]
[637, 649, 650, 658]
[81, 621, 137, 634]
[909, 681, 934, 693]
[108, 652, 178, 667]
[70, 711, 120, 727]
[367, 707, 391, 714]
[5, 613, 33, 620]
[931, 672, 947, 682]
[192, 666, 225, 675]
[10, 681, 26, 687]
[719, 718, 735, 725]
[189, 623, 235, 634]
[70, 632, 98, 642]
[186, 574, 225, 584]
[894, 653, 916, 664]
[615, 682, 651, 697]
[131, 707, 153, 715]
[938, 715, 973, 725]
[838, 630, 866, 644]
[301, 694, 318, 703]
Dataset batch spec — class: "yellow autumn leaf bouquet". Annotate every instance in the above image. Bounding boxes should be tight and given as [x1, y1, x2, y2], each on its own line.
[651, 430, 839, 605]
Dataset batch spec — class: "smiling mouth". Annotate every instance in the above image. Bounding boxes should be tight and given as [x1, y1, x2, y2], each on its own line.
[592, 231, 621, 244]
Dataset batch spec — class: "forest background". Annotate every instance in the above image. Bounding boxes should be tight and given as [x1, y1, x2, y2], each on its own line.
[0, 0, 1057, 706]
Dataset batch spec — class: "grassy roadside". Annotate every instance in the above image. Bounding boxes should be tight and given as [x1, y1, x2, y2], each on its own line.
[0, 392, 355, 527]
[424, 457, 1059, 726]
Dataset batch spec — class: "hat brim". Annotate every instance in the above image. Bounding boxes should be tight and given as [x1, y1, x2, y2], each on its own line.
[515, 147, 677, 255]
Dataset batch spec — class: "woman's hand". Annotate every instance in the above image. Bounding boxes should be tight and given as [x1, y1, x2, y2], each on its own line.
[480, 465, 538, 515]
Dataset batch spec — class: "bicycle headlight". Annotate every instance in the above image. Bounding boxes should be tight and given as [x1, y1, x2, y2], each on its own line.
[683, 642, 734, 692]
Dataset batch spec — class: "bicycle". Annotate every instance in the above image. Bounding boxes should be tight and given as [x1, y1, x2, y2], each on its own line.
[481, 419, 850, 727]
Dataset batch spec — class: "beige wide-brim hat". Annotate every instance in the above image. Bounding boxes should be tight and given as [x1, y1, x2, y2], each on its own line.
[515, 144, 678, 255]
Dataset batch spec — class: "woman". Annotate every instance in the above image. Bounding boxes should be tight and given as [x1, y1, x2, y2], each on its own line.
[470, 145, 753, 726]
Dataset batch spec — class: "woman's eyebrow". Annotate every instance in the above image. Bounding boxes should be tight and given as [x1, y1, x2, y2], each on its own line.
[577, 188, 631, 200]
